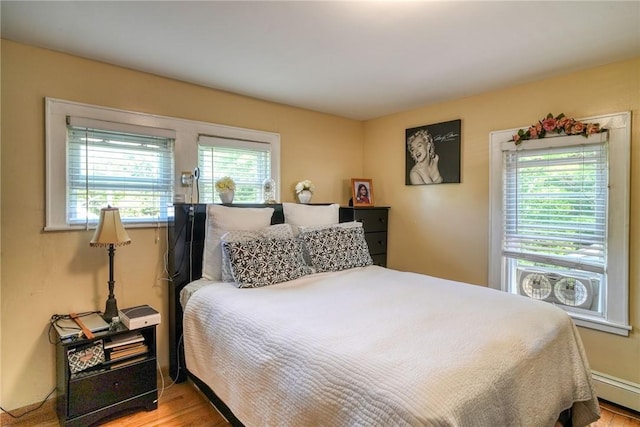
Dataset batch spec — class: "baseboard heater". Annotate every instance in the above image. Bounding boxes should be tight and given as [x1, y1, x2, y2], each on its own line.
[592, 370, 640, 412]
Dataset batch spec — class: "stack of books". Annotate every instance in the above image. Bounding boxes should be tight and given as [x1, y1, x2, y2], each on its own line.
[104, 331, 149, 368]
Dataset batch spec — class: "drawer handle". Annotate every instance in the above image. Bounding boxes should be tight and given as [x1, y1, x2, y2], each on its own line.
[113, 381, 120, 388]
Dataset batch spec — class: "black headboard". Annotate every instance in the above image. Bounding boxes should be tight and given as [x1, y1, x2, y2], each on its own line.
[167, 202, 364, 381]
[167, 203, 286, 381]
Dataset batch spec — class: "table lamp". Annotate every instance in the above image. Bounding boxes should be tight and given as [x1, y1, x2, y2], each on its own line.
[90, 206, 131, 322]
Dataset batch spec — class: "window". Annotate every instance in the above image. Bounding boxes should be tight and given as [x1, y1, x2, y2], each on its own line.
[502, 142, 606, 315]
[67, 117, 174, 225]
[197, 135, 275, 203]
[489, 112, 631, 336]
[46, 98, 280, 230]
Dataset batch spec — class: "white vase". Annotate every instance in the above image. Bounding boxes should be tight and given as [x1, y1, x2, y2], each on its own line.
[219, 190, 234, 204]
[297, 190, 312, 204]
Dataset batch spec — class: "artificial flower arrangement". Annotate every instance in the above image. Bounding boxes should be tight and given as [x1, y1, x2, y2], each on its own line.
[215, 176, 236, 192]
[295, 179, 315, 194]
[511, 113, 606, 145]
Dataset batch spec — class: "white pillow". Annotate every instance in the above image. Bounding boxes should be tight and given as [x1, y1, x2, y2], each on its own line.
[282, 203, 340, 235]
[201, 205, 275, 281]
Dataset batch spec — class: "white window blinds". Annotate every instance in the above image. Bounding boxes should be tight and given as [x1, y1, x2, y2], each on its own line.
[67, 117, 175, 225]
[198, 135, 273, 203]
[490, 114, 631, 335]
[502, 142, 608, 273]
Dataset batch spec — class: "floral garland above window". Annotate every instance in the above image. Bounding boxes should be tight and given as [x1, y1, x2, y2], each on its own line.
[511, 113, 607, 145]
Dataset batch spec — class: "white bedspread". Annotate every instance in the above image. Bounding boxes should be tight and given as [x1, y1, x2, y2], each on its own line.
[183, 266, 600, 427]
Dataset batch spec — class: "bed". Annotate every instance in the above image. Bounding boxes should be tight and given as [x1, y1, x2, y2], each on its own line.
[168, 203, 600, 427]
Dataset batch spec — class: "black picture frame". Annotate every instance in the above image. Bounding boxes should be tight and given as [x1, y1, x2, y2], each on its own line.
[405, 119, 461, 185]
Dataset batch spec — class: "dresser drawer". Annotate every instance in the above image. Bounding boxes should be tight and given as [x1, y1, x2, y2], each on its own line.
[68, 359, 156, 418]
[354, 209, 388, 233]
[371, 254, 387, 267]
[365, 232, 387, 255]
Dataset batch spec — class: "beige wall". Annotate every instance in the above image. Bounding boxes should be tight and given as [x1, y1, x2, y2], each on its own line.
[0, 40, 364, 410]
[0, 36, 3, 409]
[364, 58, 640, 386]
[2, 38, 639, 412]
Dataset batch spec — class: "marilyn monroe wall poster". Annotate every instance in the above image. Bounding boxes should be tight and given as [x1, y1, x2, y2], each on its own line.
[405, 119, 461, 185]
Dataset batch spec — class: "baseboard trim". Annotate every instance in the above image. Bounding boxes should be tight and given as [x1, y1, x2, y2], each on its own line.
[592, 370, 640, 412]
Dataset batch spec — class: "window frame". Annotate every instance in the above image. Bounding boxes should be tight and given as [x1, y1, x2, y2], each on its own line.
[197, 135, 277, 204]
[489, 111, 631, 336]
[66, 117, 176, 226]
[45, 97, 280, 230]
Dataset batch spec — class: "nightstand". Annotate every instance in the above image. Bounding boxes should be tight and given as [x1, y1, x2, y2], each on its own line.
[55, 322, 158, 427]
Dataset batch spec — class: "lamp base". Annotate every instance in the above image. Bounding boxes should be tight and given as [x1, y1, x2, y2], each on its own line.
[102, 297, 119, 323]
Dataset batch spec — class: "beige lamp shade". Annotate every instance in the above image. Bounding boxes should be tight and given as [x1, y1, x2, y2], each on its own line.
[90, 207, 132, 247]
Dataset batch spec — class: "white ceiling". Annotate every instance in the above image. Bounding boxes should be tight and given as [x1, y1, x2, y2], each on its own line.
[2, 1, 639, 120]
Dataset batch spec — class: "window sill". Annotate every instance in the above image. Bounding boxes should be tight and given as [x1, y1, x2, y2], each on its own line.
[44, 222, 167, 232]
[571, 314, 631, 336]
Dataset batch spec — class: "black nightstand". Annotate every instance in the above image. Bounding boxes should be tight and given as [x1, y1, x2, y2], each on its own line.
[55, 322, 158, 426]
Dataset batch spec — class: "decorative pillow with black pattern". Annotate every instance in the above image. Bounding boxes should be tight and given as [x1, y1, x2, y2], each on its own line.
[220, 224, 294, 282]
[201, 205, 274, 281]
[222, 237, 311, 288]
[299, 223, 373, 273]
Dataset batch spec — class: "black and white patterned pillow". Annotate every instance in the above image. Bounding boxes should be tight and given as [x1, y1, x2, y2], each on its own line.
[299, 225, 373, 273]
[222, 238, 311, 288]
[220, 224, 295, 282]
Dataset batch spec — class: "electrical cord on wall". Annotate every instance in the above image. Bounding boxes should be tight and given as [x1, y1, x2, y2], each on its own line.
[162, 203, 197, 282]
[193, 167, 200, 204]
[162, 220, 173, 283]
[159, 201, 196, 400]
[189, 207, 196, 283]
[0, 387, 57, 419]
[171, 334, 185, 386]
[155, 359, 164, 404]
[163, 215, 189, 280]
[8, 312, 100, 418]
[153, 333, 185, 406]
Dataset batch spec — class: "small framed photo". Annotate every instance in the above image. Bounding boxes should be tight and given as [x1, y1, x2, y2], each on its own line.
[351, 178, 374, 207]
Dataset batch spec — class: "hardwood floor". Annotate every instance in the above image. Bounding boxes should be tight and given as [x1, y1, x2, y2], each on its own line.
[1, 380, 229, 427]
[592, 401, 640, 427]
[98, 381, 230, 427]
[2, 380, 639, 426]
